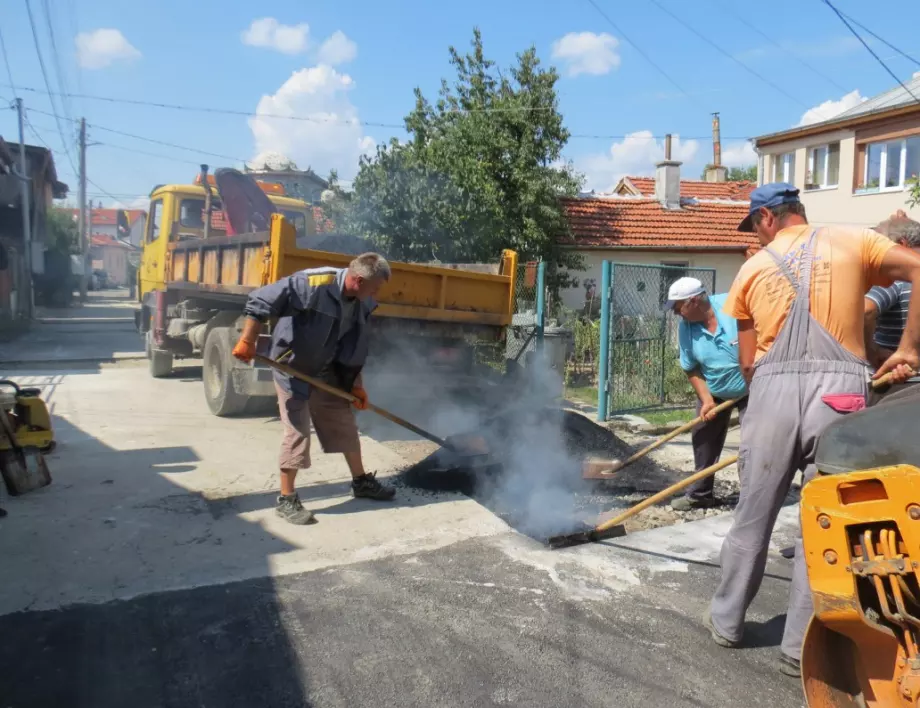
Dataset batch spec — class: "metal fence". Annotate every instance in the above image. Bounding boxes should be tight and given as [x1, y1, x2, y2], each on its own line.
[597, 262, 716, 418]
[473, 260, 545, 374]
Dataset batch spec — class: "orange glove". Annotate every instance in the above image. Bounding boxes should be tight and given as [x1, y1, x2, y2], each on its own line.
[232, 338, 256, 363]
[351, 385, 369, 410]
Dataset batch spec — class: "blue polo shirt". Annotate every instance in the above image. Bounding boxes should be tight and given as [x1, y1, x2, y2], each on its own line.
[677, 293, 747, 400]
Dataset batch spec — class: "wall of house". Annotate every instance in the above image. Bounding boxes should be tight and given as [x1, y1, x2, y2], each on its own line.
[760, 125, 920, 229]
[95, 246, 128, 286]
[560, 250, 747, 313]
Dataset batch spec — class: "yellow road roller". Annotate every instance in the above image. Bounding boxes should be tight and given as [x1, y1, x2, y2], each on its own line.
[801, 384, 920, 706]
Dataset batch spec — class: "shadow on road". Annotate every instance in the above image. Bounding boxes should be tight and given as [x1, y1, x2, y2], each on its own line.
[0, 415, 313, 708]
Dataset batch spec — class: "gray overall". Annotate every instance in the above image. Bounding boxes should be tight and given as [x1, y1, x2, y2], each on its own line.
[709, 230, 869, 660]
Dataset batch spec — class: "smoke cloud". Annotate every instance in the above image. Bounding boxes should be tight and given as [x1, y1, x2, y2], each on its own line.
[361, 331, 597, 540]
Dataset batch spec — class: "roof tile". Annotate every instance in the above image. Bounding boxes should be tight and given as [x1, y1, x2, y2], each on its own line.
[561, 197, 759, 257]
[623, 177, 755, 201]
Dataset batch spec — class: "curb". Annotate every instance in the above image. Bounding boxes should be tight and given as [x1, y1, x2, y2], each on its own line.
[614, 411, 742, 436]
[0, 353, 147, 366]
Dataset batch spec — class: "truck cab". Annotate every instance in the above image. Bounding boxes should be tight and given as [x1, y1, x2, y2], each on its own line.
[138, 178, 313, 302]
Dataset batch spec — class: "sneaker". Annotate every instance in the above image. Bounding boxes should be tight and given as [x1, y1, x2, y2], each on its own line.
[352, 473, 396, 501]
[778, 653, 801, 677]
[275, 494, 317, 525]
[671, 496, 718, 512]
[704, 610, 741, 648]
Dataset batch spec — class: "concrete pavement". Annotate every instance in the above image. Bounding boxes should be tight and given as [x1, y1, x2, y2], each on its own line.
[0, 290, 143, 365]
[0, 296, 806, 707]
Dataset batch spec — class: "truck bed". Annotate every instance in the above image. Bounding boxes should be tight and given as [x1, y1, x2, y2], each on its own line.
[165, 215, 519, 329]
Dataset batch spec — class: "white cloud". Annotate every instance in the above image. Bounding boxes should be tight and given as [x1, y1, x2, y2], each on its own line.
[242, 18, 309, 55]
[797, 89, 866, 126]
[248, 65, 374, 181]
[721, 140, 758, 167]
[317, 30, 357, 66]
[577, 131, 699, 192]
[75, 29, 141, 70]
[551, 32, 620, 77]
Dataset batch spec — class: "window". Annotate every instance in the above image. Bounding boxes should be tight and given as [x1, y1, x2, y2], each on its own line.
[147, 200, 162, 242]
[861, 136, 920, 192]
[806, 143, 839, 190]
[281, 210, 307, 239]
[772, 152, 795, 183]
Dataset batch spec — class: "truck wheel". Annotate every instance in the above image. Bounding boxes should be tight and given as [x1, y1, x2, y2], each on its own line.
[203, 327, 248, 417]
[147, 331, 173, 378]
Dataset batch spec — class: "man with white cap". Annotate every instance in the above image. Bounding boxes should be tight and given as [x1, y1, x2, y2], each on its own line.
[664, 277, 747, 511]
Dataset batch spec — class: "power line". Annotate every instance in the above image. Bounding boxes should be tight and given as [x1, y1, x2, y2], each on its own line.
[39, 0, 76, 133]
[646, 0, 807, 108]
[584, 0, 698, 106]
[96, 141, 208, 167]
[709, 0, 849, 93]
[836, 8, 920, 69]
[820, 0, 920, 103]
[23, 0, 78, 173]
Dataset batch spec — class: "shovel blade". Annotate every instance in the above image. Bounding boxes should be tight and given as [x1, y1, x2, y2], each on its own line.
[546, 524, 627, 549]
[582, 458, 622, 480]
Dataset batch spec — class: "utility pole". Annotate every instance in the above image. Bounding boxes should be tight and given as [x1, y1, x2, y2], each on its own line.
[78, 118, 88, 300]
[15, 98, 33, 320]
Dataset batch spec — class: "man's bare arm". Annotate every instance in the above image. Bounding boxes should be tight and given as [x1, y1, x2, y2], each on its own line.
[875, 246, 920, 379]
[686, 368, 717, 420]
[737, 319, 757, 384]
[863, 298, 892, 369]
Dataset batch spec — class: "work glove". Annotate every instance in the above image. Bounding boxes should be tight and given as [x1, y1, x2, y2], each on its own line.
[232, 338, 257, 363]
[351, 384, 369, 411]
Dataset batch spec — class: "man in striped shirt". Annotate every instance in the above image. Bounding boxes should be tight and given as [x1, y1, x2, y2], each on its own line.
[865, 212, 920, 389]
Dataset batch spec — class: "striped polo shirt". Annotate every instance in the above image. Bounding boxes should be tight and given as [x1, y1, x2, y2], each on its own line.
[866, 280, 911, 350]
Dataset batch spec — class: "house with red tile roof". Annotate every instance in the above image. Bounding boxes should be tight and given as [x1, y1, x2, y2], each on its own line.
[559, 160, 756, 311]
[610, 175, 756, 202]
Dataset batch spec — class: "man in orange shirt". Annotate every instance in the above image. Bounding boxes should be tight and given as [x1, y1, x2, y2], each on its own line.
[706, 183, 920, 676]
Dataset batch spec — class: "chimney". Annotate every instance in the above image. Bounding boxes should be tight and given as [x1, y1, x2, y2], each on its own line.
[655, 133, 682, 210]
[704, 112, 728, 183]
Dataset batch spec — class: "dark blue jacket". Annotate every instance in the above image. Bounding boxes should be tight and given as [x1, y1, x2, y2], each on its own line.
[243, 267, 377, 398]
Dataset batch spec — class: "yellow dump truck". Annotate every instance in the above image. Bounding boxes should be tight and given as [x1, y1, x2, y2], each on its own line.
[136, 169, 519, 416]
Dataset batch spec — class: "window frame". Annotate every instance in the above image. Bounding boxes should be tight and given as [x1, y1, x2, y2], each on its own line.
[860, 136, 920, 193]
[772, 152, 795, 184]
[805, 142, 840, 191]
[146, 199, 163, 243]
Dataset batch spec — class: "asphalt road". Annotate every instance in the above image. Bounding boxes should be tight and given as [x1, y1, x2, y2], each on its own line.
[0, 294, 806, 708]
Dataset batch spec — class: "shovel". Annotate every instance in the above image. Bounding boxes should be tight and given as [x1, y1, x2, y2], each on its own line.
[583, 398, 742, 480]
[550, 455, 739, 549]
[254, 355, 489, 460]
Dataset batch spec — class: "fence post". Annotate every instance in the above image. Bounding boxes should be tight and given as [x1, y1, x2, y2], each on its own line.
[597, 260, 612, 421]
[535, 262, 546, 352]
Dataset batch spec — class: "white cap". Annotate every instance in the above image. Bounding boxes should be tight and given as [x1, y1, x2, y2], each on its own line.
[663, 276, 705, 310]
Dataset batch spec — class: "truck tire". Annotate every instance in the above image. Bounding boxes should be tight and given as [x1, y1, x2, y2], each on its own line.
[203, 327, 248, 417]
[147, 331, 173, 378]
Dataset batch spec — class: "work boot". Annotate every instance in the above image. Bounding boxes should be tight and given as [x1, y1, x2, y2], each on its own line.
[778, 653, 801, 677]
[671, 495, 718, 512]
[275, 494, 317, 525]
[352, 473, 396, 501]
[704, 610, 741, 648]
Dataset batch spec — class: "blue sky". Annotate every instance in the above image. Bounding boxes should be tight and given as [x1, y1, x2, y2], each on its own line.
[1, 0, 918, 208]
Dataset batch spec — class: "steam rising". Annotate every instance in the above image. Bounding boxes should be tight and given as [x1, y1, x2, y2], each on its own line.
[362, 336, 590, 539]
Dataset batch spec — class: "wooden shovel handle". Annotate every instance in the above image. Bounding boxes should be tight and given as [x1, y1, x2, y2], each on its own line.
[253, 354, 456, 450]
[870, 370, 910, 391]
[601, 398, 740, 476]
[595, 454, 739, 534]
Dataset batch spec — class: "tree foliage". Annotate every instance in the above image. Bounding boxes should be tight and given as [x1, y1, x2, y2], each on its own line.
[699, 165, 757, 181]
[46, 208, 80, 255]
[908, 178, 920, 209]
[345, 29, 583, 287]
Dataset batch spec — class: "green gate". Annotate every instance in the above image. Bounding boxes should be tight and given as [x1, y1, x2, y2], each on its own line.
[597, 262, 716, 418]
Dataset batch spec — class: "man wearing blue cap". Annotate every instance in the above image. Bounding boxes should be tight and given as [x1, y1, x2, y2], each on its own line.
[707, 182, 920, 676]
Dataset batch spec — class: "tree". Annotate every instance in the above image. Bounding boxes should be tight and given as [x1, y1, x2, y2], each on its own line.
[46, 208, 80, 254]
[699, 165, 757, 181]
[908, 178, 920, 209]
[345, 29, 583, 289]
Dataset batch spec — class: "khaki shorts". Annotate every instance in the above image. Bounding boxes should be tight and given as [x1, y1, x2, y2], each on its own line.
[275, 382, 360, 470]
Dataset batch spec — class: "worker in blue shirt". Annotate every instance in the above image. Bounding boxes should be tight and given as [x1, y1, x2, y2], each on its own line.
[665, 277, 748, 511]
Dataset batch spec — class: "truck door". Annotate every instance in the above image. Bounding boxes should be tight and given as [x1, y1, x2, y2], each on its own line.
[139, 198, 165, 299]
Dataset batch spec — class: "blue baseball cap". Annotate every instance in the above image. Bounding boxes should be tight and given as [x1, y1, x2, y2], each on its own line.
[738, 182, 801, 233]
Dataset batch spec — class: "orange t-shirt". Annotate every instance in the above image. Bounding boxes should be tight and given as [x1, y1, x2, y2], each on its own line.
[724, 224, 895, 361]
